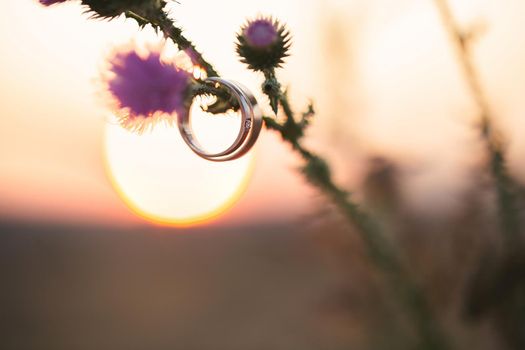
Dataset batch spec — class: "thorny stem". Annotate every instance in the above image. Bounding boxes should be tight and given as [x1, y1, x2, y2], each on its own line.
[126, 10, 219, 77]
[433, 0, 521, 247]
[263, 70, 449, 350]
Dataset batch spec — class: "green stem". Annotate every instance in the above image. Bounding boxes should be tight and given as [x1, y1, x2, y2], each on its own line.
[262, 71, 449, 350]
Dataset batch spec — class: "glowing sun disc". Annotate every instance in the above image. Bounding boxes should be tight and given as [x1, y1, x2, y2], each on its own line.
[104, 116, 255, 227]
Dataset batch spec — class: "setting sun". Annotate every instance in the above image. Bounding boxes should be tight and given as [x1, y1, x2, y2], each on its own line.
[104, 106, 255, 227]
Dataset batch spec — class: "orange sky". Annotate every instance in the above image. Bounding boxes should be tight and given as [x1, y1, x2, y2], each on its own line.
[2, 0, 525, 227]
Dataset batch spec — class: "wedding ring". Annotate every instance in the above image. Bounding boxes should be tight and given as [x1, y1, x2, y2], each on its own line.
[178, 78, 263, 162]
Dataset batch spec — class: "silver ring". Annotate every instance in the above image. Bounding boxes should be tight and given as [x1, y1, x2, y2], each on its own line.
[178, 78, 263, 162]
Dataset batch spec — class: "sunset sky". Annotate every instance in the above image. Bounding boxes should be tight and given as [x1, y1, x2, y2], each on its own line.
[2, 0, 525, 228]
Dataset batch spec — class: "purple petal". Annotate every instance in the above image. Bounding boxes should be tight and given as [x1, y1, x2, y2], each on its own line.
[107, 50, 191, 118]
[244, 19, 278, 48]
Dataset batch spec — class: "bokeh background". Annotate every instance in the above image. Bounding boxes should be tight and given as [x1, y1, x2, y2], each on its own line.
[1, 0, 525, 349]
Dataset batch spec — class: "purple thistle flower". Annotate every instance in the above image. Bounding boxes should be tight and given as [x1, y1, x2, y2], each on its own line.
[107, 49, 193, 131]
[39, 0, 67, 6]
[244, 19, 279, 48]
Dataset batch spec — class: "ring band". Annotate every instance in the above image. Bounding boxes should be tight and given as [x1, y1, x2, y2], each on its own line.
[178, 78, 263, 162]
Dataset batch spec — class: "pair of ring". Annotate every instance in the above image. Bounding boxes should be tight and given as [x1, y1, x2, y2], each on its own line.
[178, 78, 263, 162]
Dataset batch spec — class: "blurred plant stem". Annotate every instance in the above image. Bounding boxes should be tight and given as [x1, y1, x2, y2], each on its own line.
[433, 0, 521, 248]
[435, 3, 525, 349]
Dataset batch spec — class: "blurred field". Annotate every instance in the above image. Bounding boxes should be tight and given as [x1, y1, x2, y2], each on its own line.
[0, 220, 340, 350]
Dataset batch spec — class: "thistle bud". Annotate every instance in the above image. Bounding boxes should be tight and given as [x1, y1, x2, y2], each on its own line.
[236, 17, 291, 72]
